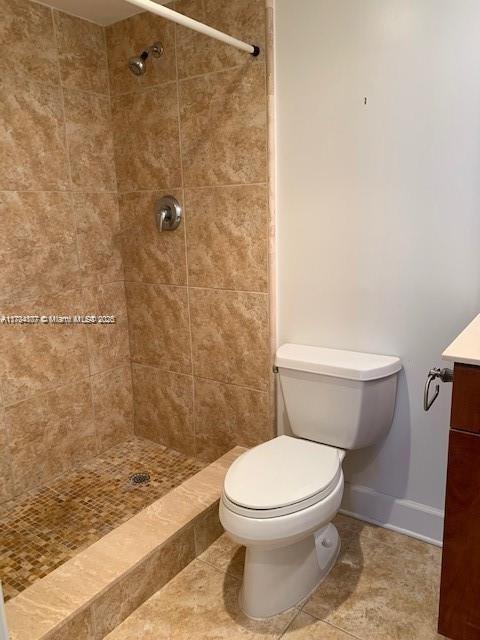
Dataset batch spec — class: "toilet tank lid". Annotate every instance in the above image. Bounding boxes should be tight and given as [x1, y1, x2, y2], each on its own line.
[275, 344, 402, 381]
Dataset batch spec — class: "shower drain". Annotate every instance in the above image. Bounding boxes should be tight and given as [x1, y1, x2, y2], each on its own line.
[129, 472, 151, 486]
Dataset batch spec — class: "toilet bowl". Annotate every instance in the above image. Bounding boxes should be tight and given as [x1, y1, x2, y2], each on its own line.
[220, 436, 345, 618]
[220, 344, 401, 619]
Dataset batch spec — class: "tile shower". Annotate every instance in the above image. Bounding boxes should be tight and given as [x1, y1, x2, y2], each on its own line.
[0, 0, 273, 606]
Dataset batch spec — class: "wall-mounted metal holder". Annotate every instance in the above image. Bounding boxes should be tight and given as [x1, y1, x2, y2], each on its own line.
[423, 367, 453, 411]
[155, 195, 182, 232]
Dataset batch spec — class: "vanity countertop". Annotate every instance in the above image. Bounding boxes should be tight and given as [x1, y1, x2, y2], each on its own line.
[443, 313, 480, 366]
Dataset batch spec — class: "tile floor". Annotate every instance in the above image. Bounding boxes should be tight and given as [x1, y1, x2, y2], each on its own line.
[106, 514, 445, 640]
[0, 437, 204, 601]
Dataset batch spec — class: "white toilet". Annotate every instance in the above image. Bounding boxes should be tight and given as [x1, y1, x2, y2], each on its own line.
[220, 343, 401, 619]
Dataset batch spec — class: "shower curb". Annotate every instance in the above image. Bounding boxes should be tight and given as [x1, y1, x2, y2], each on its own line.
[5, 447, 244, 640]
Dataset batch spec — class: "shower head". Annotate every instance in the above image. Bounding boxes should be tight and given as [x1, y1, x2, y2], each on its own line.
[128, 42, 164, 76]
[128, 51, 148, 76]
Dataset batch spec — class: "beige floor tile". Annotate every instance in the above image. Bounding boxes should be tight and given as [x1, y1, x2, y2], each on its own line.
[104, 512, 443, 640]
[282, 612, 357, 639]
[334, 514, 441, 562]
[303, 518, 443, 640]
[199, 532, 245, 580]
[105, 559, 296, 640]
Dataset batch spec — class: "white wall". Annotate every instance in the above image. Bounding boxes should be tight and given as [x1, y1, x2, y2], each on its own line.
[275, 0, 480, 544]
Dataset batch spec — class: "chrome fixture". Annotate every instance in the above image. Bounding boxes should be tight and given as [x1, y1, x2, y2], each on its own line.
[128, 42, 164, 76]
[155, 195, 182, 232]
[424, 367, 454, 411]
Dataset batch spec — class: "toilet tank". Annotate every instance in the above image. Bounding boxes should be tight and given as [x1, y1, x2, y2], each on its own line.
[276, 344, 402, 450]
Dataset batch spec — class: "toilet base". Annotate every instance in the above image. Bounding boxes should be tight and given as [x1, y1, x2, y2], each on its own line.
[239, 523, 340, 619]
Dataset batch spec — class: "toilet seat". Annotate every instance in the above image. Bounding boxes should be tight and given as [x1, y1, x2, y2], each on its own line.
[223, 435, 343, 519]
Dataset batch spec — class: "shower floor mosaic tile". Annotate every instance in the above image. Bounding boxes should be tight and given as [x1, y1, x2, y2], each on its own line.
[0, 437, 204, 602]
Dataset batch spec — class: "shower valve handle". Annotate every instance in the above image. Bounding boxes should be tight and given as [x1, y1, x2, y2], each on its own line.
[155, 195, 182, 232]
[156, 208, 167, 231]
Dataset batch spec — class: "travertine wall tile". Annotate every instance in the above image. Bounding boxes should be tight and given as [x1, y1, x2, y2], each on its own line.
[112, 85, 181, 192]
[5, 381, 96, 495]
[92, 366, 134, 453]
[127, 283, 191, 374]
[47, 606, 95, 640]
[194, 378, 271, 462]
[106, 9, 176, 96]
[190, 288, 269, 390]
[0, 191, 80, 304]
[119, 190, 187, 286]
[193, 501, 223, 556]
[132, 364, 195, 456]
[175, 0, 266, 79]
[185, 185, 268, 291]
[0, 2, 133, 502]
[107, 0, 273, 459]
[0, 411, 14, 503]
[179, 63, 267, 187]
[53, 10, 109, 95]
[0, 78, 69, 190]
[92, 526, 195, 638]
[83, 283, 130, 375]
[0, 0, 273, 505]
[0, 289, 90, 406]
[0, 0, 59, 85]
[64, 89, 117, 191]
[74, 192, 124, 287]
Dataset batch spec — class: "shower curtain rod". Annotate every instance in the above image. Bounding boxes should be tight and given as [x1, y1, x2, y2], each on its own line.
[123, 0, 260, 56]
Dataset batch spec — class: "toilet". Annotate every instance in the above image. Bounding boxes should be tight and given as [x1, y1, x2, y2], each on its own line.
[220, 343, 401, 619]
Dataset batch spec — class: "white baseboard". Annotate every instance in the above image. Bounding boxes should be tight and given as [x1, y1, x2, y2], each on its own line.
[340, 482, 444, 547]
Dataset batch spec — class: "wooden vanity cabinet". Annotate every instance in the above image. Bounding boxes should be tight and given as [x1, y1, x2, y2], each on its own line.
[438, 363, 480, 640]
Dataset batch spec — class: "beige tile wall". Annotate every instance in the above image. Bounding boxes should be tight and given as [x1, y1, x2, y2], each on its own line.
[0, 0, 133, 503]
[107, 0, 274, 462]
[0, 0, 274, 505]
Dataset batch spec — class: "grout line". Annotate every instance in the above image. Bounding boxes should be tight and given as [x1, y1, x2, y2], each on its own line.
[291, 608, 363, 640]
[195, 556, 242, 582]
[0, 404, 16, 506]
[2, 361, 131, 411]
[172, 17, 199, 456]
[89, 362, 132, 380]
[60, 85, 110, 99]
[265, 0, 277, 440]
[112, 182, 268, 194]
[130, 362, 193, 380]
[101, 24, 112, 101]
[321, 620, 363, 640]
[276, 609, 304, 639]
[182, 182, 268, 191]
[0, 190, 119, 194]
[123, 281, 269, 295]
[130, 362, 268, 394]
[109, 61, 264, 100]
[110, 79, 178, 99]
[176, 62, 257, 84]
[194, 373, 268, 394]
[195, 556, 243, 582]
[102, 19, 137, 438]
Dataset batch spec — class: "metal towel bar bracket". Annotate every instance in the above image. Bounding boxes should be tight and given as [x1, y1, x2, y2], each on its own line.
[424, 367, 453, 411]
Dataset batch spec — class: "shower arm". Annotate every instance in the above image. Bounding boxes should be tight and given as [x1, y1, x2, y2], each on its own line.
[122, 0, 260, 56]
